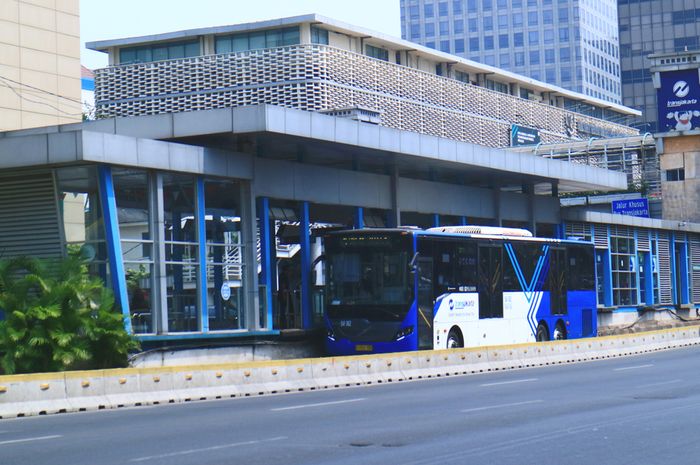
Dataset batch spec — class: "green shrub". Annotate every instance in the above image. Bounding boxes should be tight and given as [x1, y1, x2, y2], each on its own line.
[0, 252, 139, 374]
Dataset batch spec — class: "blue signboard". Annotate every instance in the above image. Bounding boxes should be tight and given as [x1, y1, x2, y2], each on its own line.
[658, 69, 700, 132]
[612, 198, 649, 218]
[510, 124, 541, 146]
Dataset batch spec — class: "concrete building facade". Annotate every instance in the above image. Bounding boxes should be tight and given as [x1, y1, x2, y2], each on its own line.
[0, 0, 82, 131]
[400, 0, 622, 104]
[86, 15, 638, 148]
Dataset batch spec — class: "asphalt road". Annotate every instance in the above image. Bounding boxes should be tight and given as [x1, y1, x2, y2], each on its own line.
[3, 346, 700, 465]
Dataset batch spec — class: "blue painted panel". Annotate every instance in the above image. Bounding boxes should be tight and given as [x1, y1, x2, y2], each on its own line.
[97, 166, 132, 334]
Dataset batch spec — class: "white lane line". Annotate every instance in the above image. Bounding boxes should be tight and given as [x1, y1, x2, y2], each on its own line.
[637, 379, 682, 388]
[0, 435, 62, 446]
[129, 436, 286, 462]
[461, 400, 543, 413]
[270, 397, 366, 412]
[480, 378, 538, 387]
[613, 364, 654, 372]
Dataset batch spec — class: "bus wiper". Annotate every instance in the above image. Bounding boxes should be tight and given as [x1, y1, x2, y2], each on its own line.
[375, 307, 401, 319]
[408, 252, 419, 272]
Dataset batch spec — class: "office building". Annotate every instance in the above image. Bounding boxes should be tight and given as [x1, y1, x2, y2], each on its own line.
[618, 0, 700, 132]
[0, 0, 81, 131]
[400, 0, 622, 104]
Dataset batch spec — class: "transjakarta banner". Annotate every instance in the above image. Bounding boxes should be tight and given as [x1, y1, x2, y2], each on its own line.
[658, 69, 700, 132]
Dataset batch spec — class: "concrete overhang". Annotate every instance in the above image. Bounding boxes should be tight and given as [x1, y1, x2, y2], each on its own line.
[86, 105, 626, 193]
[0, 124, 253, 179]
[0, 105, 627, 193]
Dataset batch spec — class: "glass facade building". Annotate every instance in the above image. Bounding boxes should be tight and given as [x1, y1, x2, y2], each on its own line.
[618, 0, 700, 132]
[400, 0, 623, 104]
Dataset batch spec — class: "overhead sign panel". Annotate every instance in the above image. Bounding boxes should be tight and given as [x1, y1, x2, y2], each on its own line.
[658, 69, 700, 132]
[611, 198, 649, 218]
[510, 124, 541, 146]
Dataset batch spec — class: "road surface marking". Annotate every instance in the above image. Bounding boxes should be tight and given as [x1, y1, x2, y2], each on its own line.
[637, 379, 682, 388]
[271, 397, 366, 412]
[461, 399, 543, 413]
[613, 364, 654, 371]
[0, 435, 62, 446]
[129, 436, 286, 462]
[480, 378, 538, 387]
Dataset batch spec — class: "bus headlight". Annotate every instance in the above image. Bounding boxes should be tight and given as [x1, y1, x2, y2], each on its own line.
[327, 328, 335, 341]
[394, 325, 414, 341]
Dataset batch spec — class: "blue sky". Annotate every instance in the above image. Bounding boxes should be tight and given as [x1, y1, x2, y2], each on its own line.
[81, 0, 401, 69]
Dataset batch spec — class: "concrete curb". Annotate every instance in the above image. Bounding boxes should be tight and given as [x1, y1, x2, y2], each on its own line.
[1, 325, 699, 419]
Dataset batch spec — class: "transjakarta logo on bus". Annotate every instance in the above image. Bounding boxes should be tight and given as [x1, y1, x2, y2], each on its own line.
[448, 297, 475, 311]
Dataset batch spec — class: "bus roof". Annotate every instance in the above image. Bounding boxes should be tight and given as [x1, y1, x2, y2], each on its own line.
[324, 227, 594, 246]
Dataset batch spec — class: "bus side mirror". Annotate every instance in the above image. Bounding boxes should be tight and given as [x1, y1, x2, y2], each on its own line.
[409, 252, 419, 274]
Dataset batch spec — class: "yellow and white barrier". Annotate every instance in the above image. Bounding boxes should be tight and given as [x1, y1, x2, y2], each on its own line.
[1, 325, 699, 419]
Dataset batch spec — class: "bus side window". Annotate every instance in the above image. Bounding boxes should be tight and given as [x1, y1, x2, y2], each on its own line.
[455, 243, 477, 290]
[549, 248, 568, 315]
[568, 245, 595, 291]
[478, 245, 503, 319]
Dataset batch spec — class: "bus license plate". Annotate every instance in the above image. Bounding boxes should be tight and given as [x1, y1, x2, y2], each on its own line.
[355, 344, 373, 352]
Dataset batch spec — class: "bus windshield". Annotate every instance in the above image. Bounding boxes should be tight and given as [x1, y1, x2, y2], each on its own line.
[326, 246, 412, 320]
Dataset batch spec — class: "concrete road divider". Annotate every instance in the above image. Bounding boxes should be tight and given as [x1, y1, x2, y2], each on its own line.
[1, 325, 700, 419]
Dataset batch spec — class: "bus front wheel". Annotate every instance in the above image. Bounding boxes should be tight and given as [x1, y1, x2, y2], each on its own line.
[446, 327, 463, 349]
[536, 323, 549, 342]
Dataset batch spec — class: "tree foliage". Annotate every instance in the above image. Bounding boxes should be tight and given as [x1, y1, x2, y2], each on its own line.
[0, 252, 139, 374]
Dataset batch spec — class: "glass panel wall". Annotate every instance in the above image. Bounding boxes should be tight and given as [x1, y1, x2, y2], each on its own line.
[112, 169, 154, 334]
[56, 166, 109, 282]
[163, 174, 199, 332]
[611, 234, 637, 306]
[204, 179, 245, 330]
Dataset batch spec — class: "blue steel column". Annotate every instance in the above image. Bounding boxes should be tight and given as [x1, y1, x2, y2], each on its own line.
[196, 178, 208, 332]
[257, 197, 274, 330]
[433, 214, 440, 228]
[460, 216, 467, 226]
[97, 166, 132, 334]
[633, 229, 641, 305]
[354, 207, 364, 229]
[681, 237, 690, 304]
[603, 226, 613, 307]
[644, 230, 654, 304]
[670, 232, 678, 305]
[300, 201, 312, 329]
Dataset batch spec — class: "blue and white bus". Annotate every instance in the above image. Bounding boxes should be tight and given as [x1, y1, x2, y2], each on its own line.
[323, 226, 596, 355]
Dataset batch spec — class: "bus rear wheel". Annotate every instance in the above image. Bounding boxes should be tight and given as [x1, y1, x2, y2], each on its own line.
[446, 328, 463, 349]
[536, 323, 549, 342]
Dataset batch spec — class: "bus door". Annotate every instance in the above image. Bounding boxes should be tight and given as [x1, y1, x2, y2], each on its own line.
[416, 257, 434, 349]
[549, 247, 568, 315]
[478, 245, 503, 319]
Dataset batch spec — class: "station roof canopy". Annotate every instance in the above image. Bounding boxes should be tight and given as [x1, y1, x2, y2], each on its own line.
[0, 105, 627, 194]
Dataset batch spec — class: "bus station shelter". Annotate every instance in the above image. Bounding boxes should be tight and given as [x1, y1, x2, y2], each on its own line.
[0, 104, 627, 343]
